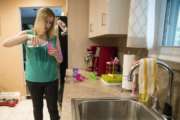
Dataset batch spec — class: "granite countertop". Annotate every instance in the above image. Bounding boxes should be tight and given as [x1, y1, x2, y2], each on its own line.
[61, 77, 132, 120]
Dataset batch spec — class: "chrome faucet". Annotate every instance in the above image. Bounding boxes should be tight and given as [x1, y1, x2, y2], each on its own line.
[128, 60, 174, 120]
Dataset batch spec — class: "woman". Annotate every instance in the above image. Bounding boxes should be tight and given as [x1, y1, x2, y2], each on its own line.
[3, 8, 63, 120]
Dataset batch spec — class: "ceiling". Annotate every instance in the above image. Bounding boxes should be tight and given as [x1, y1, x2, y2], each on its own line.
[20, 7, 63, 18]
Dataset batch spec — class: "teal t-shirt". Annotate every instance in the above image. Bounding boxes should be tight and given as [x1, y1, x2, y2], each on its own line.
[24, 30, 58, 82]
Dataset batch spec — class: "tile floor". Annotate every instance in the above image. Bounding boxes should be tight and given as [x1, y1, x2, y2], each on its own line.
[0, 99, 60, 120]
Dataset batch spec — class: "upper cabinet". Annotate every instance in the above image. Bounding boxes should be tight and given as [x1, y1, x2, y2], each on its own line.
[127, 0, 157, 49]
[88, 0, 130, 38]
[127, 0, 147, 48]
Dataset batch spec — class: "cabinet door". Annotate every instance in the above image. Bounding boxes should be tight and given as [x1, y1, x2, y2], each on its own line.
[108, 0, 130, 34]
[97, 0, 130, 36]
[89, 0, 97, 37]
[127, 0, 147, 48]
[89, 0, 130, 38]
[98, 0, 108, 35]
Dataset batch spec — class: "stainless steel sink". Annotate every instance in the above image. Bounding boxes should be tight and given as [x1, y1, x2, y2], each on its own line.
[71, 98, 165, 120]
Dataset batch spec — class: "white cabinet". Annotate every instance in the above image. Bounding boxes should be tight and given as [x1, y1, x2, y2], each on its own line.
[127, 0, 157, 49]
[89, 0, 97, 37]
[88, 0, 130, 38]
[127, 0, 148, 48]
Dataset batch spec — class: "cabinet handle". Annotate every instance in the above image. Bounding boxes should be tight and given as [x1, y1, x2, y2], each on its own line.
[90, 23, 93, 32]
[101, 13, 107, 26]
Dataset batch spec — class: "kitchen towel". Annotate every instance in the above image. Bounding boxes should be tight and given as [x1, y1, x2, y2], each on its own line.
[138, 58, 158, 103]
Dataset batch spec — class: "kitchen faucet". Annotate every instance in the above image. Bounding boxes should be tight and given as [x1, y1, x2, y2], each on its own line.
[128, 60, 174, 120]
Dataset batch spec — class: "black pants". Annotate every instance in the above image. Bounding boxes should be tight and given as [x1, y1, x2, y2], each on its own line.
[58, 65, 66, 105]
[26, 80, 60, 120]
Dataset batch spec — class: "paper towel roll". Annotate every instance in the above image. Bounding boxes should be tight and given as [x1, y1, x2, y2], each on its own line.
[122, 54, 135, 75]
[122, 54, 135, 90]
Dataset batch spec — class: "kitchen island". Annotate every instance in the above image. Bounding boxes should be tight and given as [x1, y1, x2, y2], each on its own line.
[61, 77, 132, 120]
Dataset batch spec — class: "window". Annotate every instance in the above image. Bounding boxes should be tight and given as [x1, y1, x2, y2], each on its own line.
[162, 0, 180, 46]
[155, 0, 180, 63]
[175, 11, 180, 45]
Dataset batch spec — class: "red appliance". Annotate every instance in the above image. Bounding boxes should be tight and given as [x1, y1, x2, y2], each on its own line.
[90, 46, 117, 76]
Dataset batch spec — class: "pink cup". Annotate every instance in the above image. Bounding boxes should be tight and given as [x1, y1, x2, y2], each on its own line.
[47, 42, 54, 51]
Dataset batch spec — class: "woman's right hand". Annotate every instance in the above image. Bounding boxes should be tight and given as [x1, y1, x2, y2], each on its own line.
[31, 36, 41, 47]
[27, 35, 43, 47]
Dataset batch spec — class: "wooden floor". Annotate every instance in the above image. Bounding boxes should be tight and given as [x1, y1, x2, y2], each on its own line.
[0, 99, 61, 120]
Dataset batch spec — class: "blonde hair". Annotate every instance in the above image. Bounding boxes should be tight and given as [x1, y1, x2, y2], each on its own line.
[33, 7, 56, 38]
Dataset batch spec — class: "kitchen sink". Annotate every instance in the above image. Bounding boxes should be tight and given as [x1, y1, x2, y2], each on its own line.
[71, 98, 165, 120]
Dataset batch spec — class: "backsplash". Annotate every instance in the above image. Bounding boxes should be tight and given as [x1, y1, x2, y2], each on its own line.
[90, 35, 148, 67]
[116, 35, 148, 66]
[158, 61, 180, 120]
[172, 70, 180, 119]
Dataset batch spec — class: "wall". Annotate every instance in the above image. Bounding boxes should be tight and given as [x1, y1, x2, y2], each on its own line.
[68, 0, 94, 69]
[0, 0, 66, 95]
[172, 69, 180, 119]
[157, 61, 180, 119]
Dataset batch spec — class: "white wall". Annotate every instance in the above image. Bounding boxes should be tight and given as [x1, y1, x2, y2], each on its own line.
[68, 0, 94, 69]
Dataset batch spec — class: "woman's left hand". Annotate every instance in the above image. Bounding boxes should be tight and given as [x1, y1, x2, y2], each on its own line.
[48, 48, 58, 57]
[48, 48, 63, 63]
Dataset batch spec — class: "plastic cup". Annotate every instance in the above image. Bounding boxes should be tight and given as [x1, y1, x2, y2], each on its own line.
[47, 41, 54, 51]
